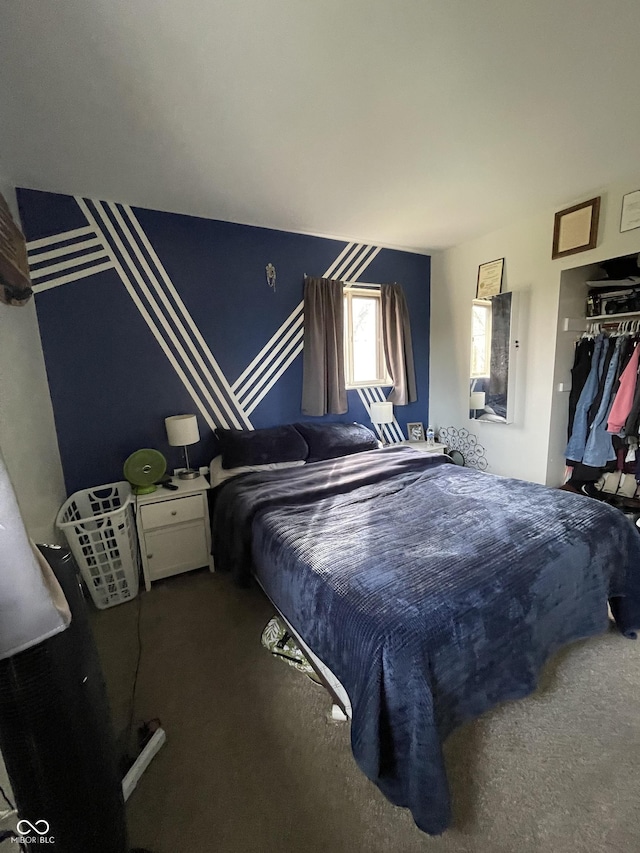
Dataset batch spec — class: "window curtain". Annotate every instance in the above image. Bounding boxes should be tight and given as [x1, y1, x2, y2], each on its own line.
[381, 283, 417, 405]
[301, 277, 348, 416]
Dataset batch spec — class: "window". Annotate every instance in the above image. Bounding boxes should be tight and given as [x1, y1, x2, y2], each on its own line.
[344, 288, 390, 388]
[470, 299, 491, 378]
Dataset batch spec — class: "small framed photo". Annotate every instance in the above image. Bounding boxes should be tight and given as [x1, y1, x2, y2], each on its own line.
[476, 258, 504, 299]
[407, 422, 424, 442]
[552, 197, 600, 259]
[620, 190, 640, 233]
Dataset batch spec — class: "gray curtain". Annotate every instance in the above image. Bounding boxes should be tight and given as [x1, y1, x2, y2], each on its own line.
[301, 277, 348, 416]
[381, 283, 417, 405]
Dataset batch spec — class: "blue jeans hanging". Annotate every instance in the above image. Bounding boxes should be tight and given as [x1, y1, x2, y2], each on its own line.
[565, 334, 605, 463]
[582, 336, 623, 468]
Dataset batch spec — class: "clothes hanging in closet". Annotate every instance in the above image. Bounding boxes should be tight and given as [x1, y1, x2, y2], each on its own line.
[582, 336, 623, 468]
[565, 327, 640, 491]
[565, 333, 606, 466]
[568, 337, 594, 440]
[585, 336, 616, 430]
[607, 343, 640, 434]
[624, 365, 640, 437]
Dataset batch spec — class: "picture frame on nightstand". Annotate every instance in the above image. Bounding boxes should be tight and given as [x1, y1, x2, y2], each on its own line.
[406, 422, 424, 442]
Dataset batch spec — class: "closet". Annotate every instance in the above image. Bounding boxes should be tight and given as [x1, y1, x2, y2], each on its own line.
[557, 252, 640, 513]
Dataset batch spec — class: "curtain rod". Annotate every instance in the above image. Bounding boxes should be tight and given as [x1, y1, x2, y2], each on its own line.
[343, 281, 380, 288]
[304, 274, 381, 289]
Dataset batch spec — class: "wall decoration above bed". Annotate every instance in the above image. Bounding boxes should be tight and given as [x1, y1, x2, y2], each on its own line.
[17, 189, 430, 493]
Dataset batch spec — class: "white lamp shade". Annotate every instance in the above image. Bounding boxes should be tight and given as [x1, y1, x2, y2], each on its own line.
[370, 401, 394, 425]
[470, 392, 486, 410]
[165, 414, 200, 446]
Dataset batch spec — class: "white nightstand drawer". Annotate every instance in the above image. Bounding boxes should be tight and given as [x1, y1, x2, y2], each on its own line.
[140, 493, 204, 530]
[145, 521, 209, 581]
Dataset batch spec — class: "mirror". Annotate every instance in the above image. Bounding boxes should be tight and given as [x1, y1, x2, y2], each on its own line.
[469, 291, 516, 424]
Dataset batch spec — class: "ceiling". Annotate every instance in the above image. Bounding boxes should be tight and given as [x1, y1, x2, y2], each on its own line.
[2, 1, 640, 252]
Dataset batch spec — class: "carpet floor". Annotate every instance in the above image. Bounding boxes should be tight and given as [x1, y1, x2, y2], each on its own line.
[90, 569, 640, 853]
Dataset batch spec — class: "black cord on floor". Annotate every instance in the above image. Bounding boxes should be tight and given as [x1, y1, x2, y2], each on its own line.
[125, 591, 143, 756]
[122, 495, 145, 759]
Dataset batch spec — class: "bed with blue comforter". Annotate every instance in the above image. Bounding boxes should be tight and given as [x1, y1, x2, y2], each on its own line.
[212, 446, 640, 834]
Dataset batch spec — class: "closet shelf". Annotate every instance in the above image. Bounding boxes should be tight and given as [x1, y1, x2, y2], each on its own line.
[587, 310, 640, 322]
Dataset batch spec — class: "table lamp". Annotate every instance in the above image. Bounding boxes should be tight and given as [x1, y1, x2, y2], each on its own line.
[165, 414, 200, 479]
[469, 391, 486, 417]
[370, 401, 394, 444]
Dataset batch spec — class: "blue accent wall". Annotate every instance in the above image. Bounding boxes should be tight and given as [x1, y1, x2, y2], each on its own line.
[18, 188, 430, 494]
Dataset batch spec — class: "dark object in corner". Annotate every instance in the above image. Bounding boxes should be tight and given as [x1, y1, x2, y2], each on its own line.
[0, 545, 130, 852]
[0, 192, 33, 306]
[447, 449, 464, 466]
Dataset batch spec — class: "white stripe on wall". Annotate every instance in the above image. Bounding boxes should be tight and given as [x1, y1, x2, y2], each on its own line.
[122, 205, 252, 429]
[236, 316, 303, 401]
[29, 248, 109, 280]
[27, 236, 102, 265]
[323, 243, 355, 279]
[107, 202, 250, 430]
[350, 247, 381, 282]
[245, 342, 304, 415]
[232, 304, 303, 392]
[332, 244, 367, 281]
[241, 329, 304, 410]
[91, 199, 242, 430]
[340, 245, 375, 282]
[27, 226, 94, 252]
[32, 261, 114, 293]
[76, 197, 219, 432]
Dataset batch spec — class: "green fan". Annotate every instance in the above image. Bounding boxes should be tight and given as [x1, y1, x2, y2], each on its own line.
[123, 449, 167, 495]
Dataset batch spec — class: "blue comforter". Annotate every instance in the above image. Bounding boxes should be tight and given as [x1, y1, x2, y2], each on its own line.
[212, 447, 640, 834]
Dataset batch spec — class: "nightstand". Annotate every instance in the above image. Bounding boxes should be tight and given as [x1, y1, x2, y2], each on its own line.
[134, 474, 214, 591]
[400, 440, 448, 454]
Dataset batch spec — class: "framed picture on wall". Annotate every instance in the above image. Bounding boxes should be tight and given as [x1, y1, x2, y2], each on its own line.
[476, 258, 504, 299]
[407, 422, 424, 442]
[552, 197, 600, 259]
[620, 190, 640, 233]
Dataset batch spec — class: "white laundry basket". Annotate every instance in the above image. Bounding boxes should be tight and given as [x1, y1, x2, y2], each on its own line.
[56, 481, 139, 609]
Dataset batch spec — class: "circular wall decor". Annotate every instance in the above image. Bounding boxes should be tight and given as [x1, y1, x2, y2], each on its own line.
[437, 427, 488, 470]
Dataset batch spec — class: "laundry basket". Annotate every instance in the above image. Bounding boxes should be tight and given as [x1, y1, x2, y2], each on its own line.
[56, 481, 139, 609]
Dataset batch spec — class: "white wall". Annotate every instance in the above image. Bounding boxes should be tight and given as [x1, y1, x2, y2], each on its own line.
[0, 179, 66, 540]
[430, 174, 640, 485]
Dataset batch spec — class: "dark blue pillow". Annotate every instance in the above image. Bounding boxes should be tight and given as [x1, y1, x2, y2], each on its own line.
[216, 425, 309, 470]
[293, 422, 378, 463]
